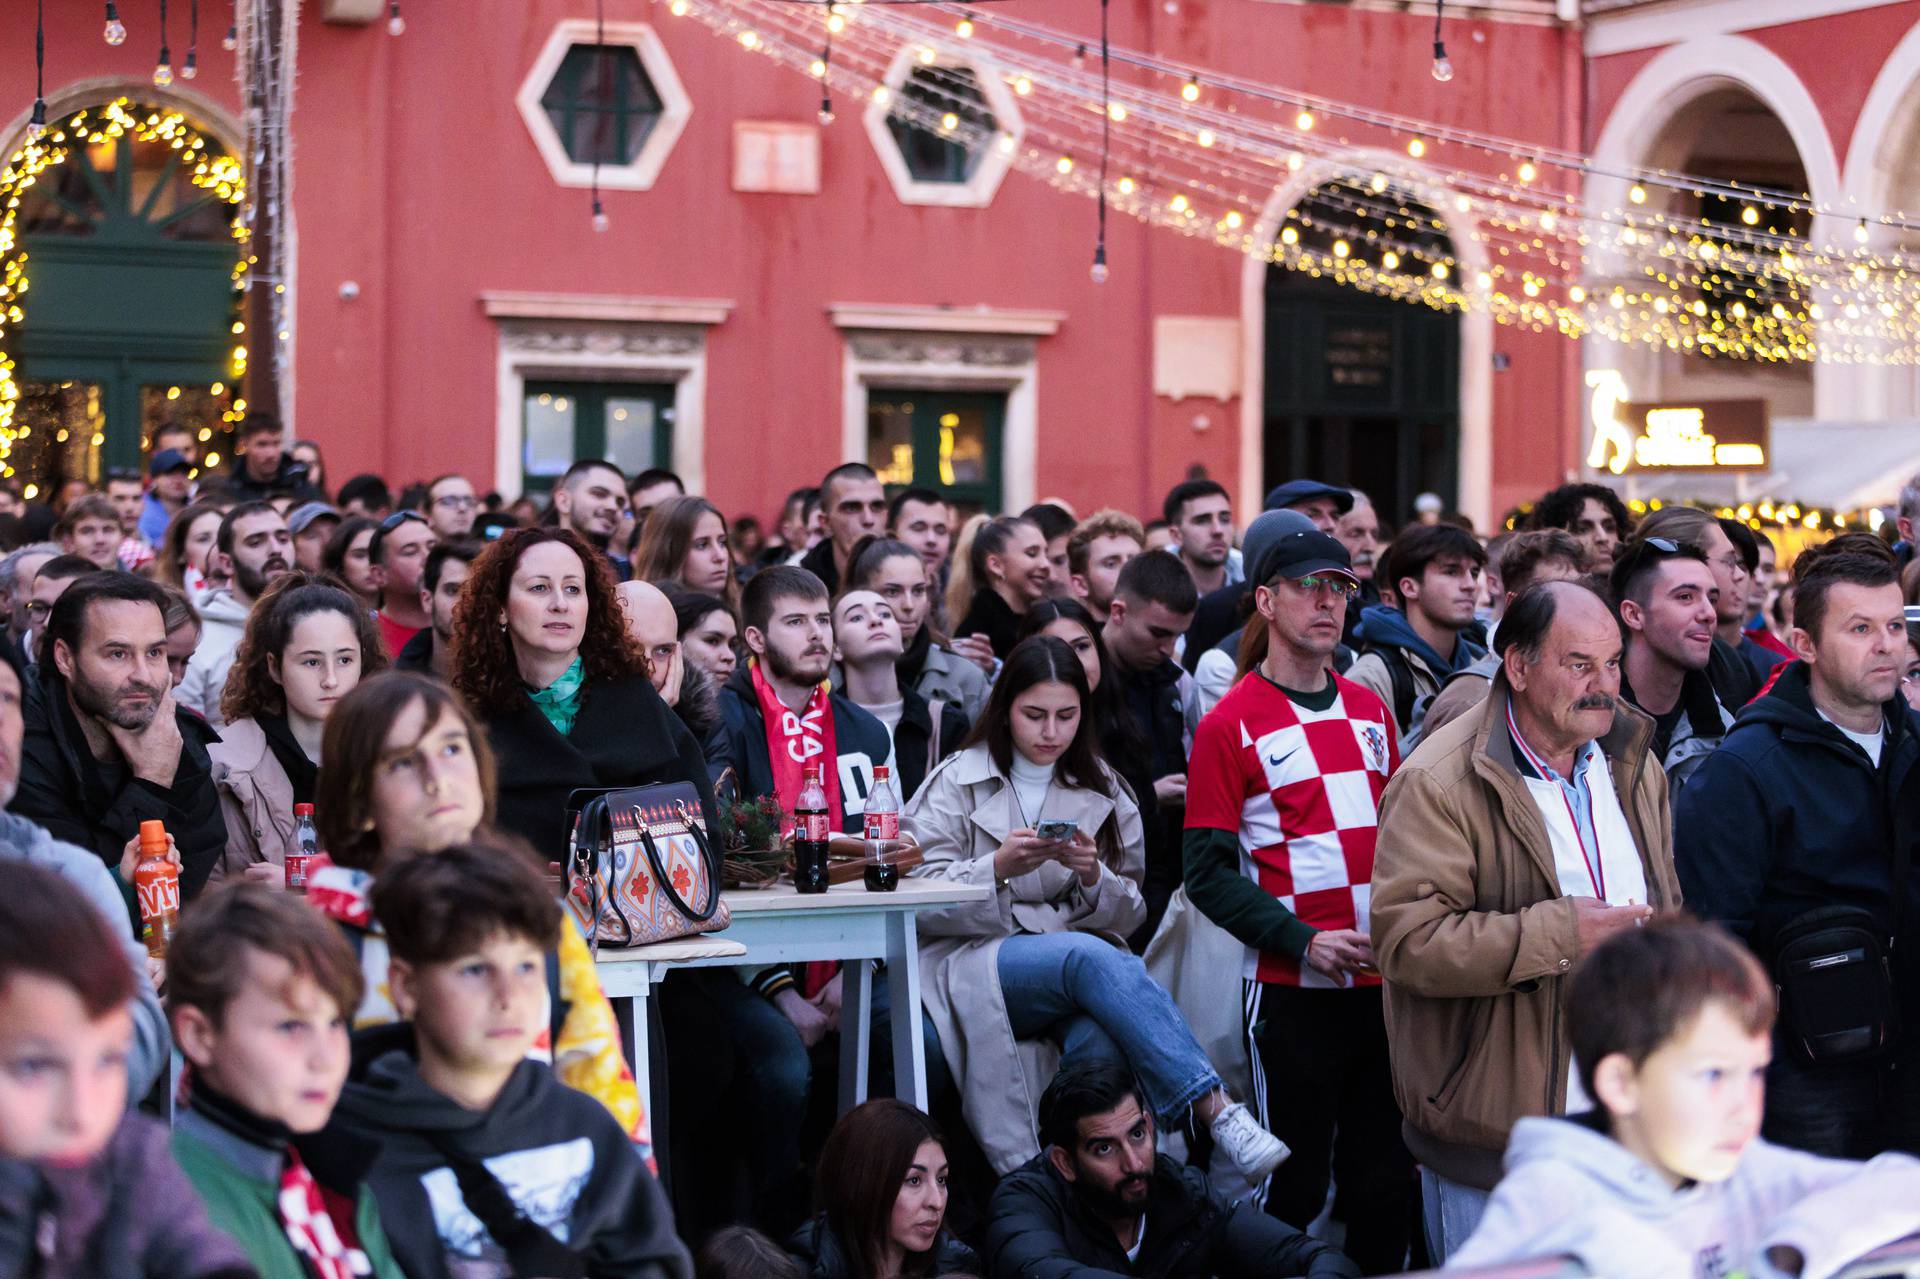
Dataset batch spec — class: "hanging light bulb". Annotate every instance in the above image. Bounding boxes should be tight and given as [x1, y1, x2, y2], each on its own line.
[181, 48, 198, 79]
[221, 21, 236, 49]
[592, 197, 609, 233]
[1431, 40, 1454, 82]
[103, 1, 126, 45]
[387, 1, 405, 35]
[1181, 77, 1200, 103]
[25, 100, 46, 145]
[955, 15, 973, 38]
[818, 93, 836, 125]
[1072, 44, 1087, 71]
[153, 46, 174, 86]
[1090, 243, 1109, 285]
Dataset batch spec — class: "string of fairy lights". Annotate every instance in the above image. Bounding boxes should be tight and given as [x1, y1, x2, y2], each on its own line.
[676, 0, 1920, 366]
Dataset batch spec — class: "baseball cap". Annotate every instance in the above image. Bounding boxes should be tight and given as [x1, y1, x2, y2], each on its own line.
[148, 448, 193, 477]
[1248, 526, 1358, 588]
[1263, 478, 1355, 516]
[1239, 509, 1316, 588]
[287, 502, 342, 536]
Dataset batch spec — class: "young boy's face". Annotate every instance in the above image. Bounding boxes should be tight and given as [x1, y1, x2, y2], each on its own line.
[396, 931, 547, 1090]
[176, 949, 351, 1135]
[0, 973, 131, 1165]
[1600, 1001, 1771, 1187]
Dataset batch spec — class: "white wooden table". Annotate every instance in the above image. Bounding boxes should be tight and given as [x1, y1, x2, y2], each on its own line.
[594, 878, 988, 1113]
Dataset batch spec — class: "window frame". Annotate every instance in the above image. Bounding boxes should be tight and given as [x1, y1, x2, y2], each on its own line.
[516, 20, 692, 192]
[864, 44, 1023, 209]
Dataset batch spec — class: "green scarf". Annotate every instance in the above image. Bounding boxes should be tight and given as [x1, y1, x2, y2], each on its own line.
[527, 657, 587, 737]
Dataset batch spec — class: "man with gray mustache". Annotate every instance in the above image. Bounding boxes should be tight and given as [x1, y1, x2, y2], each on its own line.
[1368, 579, 1681, 1263]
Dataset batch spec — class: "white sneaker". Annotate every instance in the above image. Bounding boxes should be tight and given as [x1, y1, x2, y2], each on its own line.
[1208, 1101, 1289, 1185]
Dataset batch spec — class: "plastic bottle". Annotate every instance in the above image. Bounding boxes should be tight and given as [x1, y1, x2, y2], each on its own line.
[792, 763, 832, 895]
[132, 820, 178, 959]
[287, 803, 318, 892]
[863, 765, 901, 892]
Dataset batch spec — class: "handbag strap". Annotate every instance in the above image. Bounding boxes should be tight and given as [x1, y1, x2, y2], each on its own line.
[419, 1130, 587, 1279]
[635, 804, 720, 922]
[570, 796, 631, 948]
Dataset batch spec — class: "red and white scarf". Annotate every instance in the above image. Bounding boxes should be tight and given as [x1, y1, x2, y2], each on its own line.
[278, 1145, 370, 1278]
[750, 656, 842, 835]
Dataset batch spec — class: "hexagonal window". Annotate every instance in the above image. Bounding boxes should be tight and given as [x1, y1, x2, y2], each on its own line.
[886, 65, 996, 185]
[516, 20, 691, 191]
[865, 45, 1023, 208]
[540, 44, 664, 166]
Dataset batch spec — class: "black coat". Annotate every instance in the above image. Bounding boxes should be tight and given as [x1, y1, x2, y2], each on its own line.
[955, 589, 1024, 661]
[483, 671, 720, 860]
[800, 539, 842, 596]
[15, 665, 228, 902]
[225, 453, 319, 503]
[716, 664, 894, 832]
[392, 626, 435, 673]
[892, 689, 969, 805]
[787, 1214, 979, 1279]
[1181, 582, 1246, 674]
[1675, 659, 1920, 963]
[984, 1153, 1359, 1279]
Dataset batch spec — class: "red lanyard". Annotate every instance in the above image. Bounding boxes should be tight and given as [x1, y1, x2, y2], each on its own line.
[1507, 703, 1605, 900]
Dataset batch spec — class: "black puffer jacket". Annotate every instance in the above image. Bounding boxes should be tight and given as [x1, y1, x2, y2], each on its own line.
[787, 1214, 979, 1279]
[985, 1153, 1359, 1279]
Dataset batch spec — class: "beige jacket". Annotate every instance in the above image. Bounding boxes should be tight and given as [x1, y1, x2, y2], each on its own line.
[206, 717, 300, 883]
[1370, 675, 1680, 1189]
[903, 744, 1146, 1174]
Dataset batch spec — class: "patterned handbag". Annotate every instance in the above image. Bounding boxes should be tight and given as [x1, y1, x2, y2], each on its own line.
[563, 783, 730, 950]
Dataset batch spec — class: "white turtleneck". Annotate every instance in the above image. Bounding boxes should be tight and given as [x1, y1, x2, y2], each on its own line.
[1009, 752, 1057, 828]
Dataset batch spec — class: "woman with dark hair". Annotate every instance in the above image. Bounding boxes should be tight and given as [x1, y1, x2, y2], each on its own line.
[788, 1100, 978, 1279]
[633, 495, 740, 610]
[308, 670, 651, 1150]
[322, 515, 381, 611]
[902, 636, 1283, 1181]
[208, 573, 387, 882]
[447, 526, 718, 854]
[291, 438, 328, 496]
[156, 501, 227, 598]
[953, 516, 1051, 661]
[671, 587, 739, 687]
[845, 535, 988, 722]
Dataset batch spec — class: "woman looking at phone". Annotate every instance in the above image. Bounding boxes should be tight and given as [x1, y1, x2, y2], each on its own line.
[901, 636, 1286, 1183]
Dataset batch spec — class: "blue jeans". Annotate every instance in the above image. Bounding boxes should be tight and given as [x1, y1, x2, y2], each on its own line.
[996, 931, 1221, 1125]
[1420, 1168, 1490, 1264]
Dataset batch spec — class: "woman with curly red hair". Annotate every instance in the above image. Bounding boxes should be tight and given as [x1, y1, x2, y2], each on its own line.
[448, 525, 718, 856]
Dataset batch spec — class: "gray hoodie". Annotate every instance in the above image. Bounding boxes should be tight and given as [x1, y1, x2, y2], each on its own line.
[1449, 1114, 1920, 1278]
[0, 809, 169, 1097]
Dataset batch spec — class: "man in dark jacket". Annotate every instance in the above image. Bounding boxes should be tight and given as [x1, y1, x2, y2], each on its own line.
[986, 1061, 1359, 1279]
[1675, 536, 1920, 1159]
[717, 566, 892, 831]
[13, 572, 226, 901]
[225, 413, 318, 503]
[1102, 551, 1200, 942]
[799, 463, 887, 597]
[394, 540, 477, 678]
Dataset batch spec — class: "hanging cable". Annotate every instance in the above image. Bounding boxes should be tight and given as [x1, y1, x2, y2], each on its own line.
[591, 0, 609, 230]
[182, 0, 198, 78]
[27, 0, 46, 142]
[818, 3, 836, 124]
[154, 0, 173, 85]
[1431, 0, 1452, 83]
[1089, 0, 1109, 283]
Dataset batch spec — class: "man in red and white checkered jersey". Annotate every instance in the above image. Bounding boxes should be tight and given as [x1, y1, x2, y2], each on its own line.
[1184, 513, 1414, 1274]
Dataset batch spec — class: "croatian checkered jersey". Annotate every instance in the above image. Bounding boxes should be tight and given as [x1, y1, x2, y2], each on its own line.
[1186, 673, 1399, 988]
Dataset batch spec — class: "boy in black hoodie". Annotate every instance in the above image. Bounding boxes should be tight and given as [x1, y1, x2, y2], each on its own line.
[329, 842, 692, 1279]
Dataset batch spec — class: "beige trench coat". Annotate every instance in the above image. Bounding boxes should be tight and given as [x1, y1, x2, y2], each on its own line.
[902, 743, 1146, 1174]
[206, 717, 300, 884]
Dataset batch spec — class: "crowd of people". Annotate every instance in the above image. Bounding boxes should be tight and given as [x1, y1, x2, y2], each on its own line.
[4, 414, 1920, 1278]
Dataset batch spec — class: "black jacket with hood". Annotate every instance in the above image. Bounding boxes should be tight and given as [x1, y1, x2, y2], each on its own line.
[1675, 660, 1920, 976]
[787, 1214, 979, 1279]
[326, 1051, 692, 1279]
[984, 1152, 1359, 1279]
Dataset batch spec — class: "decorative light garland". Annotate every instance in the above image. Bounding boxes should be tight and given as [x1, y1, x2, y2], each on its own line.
[676, 0, 1920, 365]
[0, 102, 250, 473]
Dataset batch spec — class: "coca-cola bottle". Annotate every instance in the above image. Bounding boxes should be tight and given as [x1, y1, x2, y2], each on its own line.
[132, 819, 178, 960]
[863, 765, 901, 892]
[792, 763, 832, 895]
[287, 803, 318, 892]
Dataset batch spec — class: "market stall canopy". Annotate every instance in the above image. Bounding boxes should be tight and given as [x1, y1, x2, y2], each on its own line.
[1606, 419, 1920, 511]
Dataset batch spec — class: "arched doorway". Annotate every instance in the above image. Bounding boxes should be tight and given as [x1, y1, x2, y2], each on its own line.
[1, 99, 246, 498]
[1262, 179, 1461, 524]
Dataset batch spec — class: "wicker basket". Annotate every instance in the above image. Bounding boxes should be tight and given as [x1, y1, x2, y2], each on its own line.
[722, 845, 788, 890]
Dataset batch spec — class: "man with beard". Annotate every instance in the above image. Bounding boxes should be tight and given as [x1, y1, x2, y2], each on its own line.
[394, 540, 477, 679]
[985, 1061, 1358, 1279]
[715, 566, 890, 831]
[13, 572, 227, 901]
[1065, 509, 1144, 618]
[1370, 581, 1676, 1260]
[1164, 479, 1236, 596]
[178, 500, 292, 727]
[550, 458, 631, 580]
[0, 641, 168, 1096]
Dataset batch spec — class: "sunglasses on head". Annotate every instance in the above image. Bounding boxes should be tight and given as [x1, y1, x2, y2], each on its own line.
[380, 510, 427, 532]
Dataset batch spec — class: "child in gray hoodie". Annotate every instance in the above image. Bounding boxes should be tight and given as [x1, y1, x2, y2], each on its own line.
[1449, 917, 1920, 1279]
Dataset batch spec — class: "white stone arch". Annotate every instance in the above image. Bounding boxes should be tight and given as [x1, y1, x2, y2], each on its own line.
[3, 77, 247, 158]
[1584, 35, 1842, 421]
[1237, 148, 1494, 529]
[1840, 20, 1920, 418]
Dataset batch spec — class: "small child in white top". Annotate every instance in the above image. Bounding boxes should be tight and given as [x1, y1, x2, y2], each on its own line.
[1449, 916, 1920, 1279]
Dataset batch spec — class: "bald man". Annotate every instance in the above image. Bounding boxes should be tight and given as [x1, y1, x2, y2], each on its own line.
[616, 579, 684, 707]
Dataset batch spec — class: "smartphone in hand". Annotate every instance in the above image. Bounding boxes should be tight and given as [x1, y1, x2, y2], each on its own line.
[1034, 819, 1079, 844]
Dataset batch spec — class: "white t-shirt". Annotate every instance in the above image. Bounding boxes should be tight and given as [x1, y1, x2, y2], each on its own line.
[1125, 1214, 1148, 1264]
[1818, 708, 1885, 767]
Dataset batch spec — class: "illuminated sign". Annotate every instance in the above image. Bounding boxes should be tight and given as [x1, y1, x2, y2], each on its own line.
[1585, 370, 1770, 474]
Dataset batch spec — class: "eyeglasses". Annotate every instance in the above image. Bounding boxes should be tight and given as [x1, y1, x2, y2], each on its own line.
[1290, 574, 1361, 598]
[433, 495, 477, 511]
